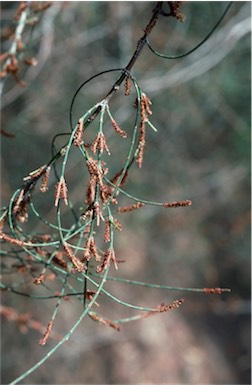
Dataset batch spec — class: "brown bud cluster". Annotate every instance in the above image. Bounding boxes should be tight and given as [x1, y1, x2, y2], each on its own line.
[40, 166, 51, 193]
[74, 119, 84, 147]
[63, 243, 86, 272]
[117, 202, 145, 214]
[124, 76, 131, 96]
[110, 118, 127, 138]
[84, 236, 101, 262]
[91, 132, 110, 155]
[137, 93, 152, 168]
[39, 320, 54, 346]
[163, 200, 192, 208]
[168, 2, 186, 22]
[55, 176, 68, 206]
[203, 287, 231, 294]
[96, 248, 118, 273]
[33, 274, 46, 285]
[144, 299, 184, 318]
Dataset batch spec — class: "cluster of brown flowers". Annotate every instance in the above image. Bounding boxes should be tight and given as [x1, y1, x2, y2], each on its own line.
[163, 199, 192, 208]
[117, 202, 145, 214]
[73, 119, 84, 147]
[168, 1, 186, 22]
[137, 93, 153, 168]
[55, 176, 68, 206]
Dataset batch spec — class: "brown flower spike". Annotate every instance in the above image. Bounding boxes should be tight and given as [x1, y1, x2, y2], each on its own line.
[55, 176, 68, 206]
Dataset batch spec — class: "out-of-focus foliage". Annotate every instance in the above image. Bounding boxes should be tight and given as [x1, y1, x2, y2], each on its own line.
[1, 2, 250, 384]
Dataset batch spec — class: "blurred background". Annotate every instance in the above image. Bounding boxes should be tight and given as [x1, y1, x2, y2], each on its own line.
[1, 2, 251, 384]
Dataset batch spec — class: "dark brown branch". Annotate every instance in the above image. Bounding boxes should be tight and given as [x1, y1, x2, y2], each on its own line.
[86, 2, 165, 125]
